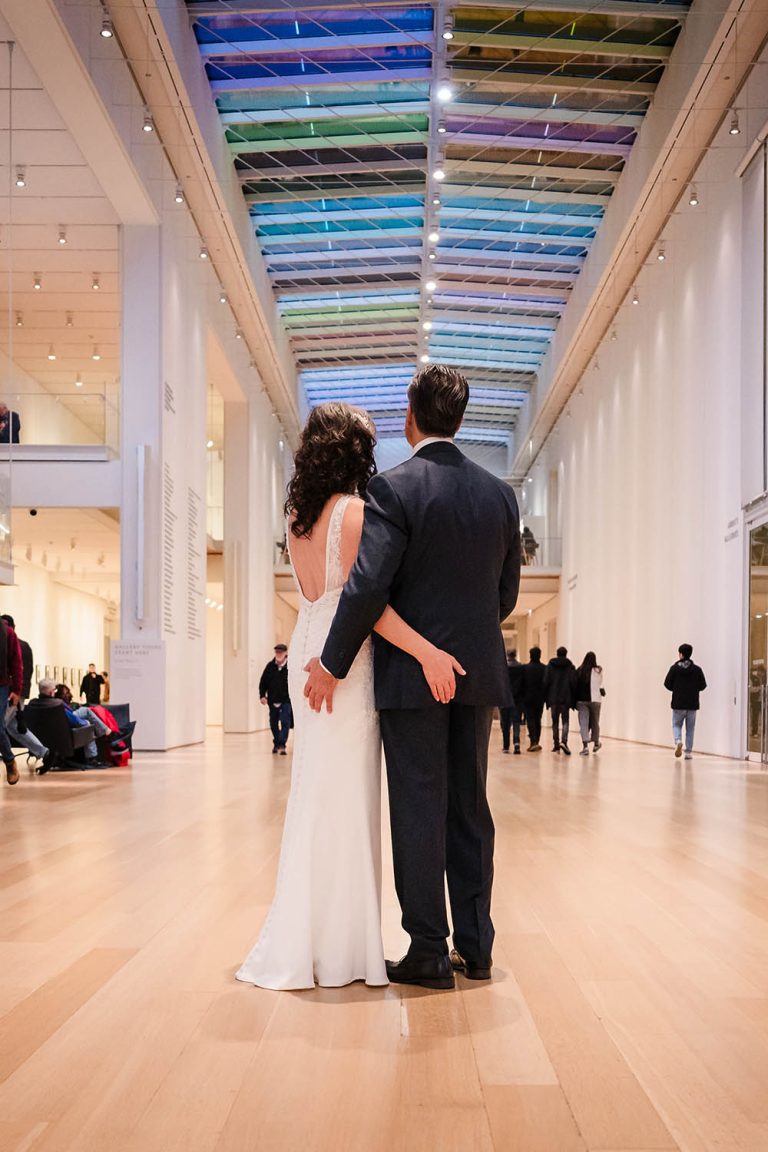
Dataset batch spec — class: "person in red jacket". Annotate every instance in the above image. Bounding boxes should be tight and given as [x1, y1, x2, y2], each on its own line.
[0, 616, 23, 784]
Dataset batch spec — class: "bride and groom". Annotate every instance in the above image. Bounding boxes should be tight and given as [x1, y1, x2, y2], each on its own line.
[236, 364, 521, 991]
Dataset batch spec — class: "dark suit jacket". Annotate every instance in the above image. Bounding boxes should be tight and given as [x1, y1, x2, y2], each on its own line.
[0, 411, 20, 444]
[321, 441, 521, 709]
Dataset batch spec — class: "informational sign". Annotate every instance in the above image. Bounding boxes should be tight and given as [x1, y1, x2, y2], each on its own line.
[110, 640, 166, 750]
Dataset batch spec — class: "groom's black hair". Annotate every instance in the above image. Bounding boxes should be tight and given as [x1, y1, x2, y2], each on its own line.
[408, 364, 469, 437]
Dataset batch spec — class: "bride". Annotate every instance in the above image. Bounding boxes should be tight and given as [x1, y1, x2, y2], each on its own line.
[236, 402, 463, 989]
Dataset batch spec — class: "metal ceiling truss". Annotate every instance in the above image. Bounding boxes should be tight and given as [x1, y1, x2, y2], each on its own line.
[187, 0, 689, 438]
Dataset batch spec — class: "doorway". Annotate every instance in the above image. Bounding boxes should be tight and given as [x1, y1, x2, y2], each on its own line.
[747, 523, 768, 759]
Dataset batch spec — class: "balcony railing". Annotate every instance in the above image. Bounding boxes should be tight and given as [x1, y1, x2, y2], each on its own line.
[0, 390, 119, 451]
[521, 536, 561, 568]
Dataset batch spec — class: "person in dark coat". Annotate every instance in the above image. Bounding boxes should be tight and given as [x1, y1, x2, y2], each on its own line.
[0, 616, 22, 783]
[664, 643, 707, 760]
[500, 649, 525, 754]
[259, 644, 292, 755]
[80, 664, 104, 706]
[522, 646, 546, 751]
[544, 646, 577, 755]
[0, 614, 48, 767]
[0, 403, 20, 444]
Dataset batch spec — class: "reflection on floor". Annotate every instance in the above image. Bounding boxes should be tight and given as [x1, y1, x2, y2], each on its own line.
[2, 728, 768, 1151]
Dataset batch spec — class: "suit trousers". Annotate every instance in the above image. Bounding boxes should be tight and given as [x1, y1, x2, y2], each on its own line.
[380, 703, 495, 965]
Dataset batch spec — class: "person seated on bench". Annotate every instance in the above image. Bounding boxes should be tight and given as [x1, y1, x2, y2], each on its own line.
[28, 679, 109, 767]
[55, 684, 113, 764]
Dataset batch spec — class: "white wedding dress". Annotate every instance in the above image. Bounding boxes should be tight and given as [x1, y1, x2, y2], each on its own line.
[236, 495, 387, 989]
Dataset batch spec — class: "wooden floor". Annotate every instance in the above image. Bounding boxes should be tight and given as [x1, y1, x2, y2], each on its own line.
[2, 730, 768, 1152]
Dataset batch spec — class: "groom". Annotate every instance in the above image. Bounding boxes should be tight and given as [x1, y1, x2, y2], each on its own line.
[305, 365, 520, 989]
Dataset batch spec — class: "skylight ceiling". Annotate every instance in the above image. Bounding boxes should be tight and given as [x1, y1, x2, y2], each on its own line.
[187, 0, 689, 442]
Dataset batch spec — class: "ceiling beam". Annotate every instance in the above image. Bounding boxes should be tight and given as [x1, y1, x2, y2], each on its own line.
[450, 30, 673, 60]
[450, 69, 657, 98]
[211, 67, 432, 92]
[221, 101, 431, 125]
[199, 31, 433, 55]
[188, 0, 688, 16]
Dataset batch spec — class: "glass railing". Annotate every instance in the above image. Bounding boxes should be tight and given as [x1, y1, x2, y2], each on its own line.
[0, 389, 119, 450]
[521, 536, 562, 568]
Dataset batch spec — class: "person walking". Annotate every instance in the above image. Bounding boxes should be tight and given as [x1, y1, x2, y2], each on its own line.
[500, 649, 525, 754]
[0, 614, 49, 769]
[259, 644, 293, 755]
[80, 664, 104, 706]
[664, 644, 707, 761]
[544, 646, 576, 755]
[575, 651, 605, 755]
[0, 616, 22, 784]
[522, 646, 546, 751]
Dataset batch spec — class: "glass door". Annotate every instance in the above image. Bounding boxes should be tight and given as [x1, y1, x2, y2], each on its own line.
[748, 524, 768, 759]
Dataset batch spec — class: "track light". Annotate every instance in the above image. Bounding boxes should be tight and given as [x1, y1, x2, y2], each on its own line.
[66, 312, 73, 327]
[433, 168, 445, 182]
[610, 327, 617, 342]
[75, 375, 83, 388]
[729, 110, 741, 136]
[425, 279, 437, 292]
[436, 85, 454, 103]
[657, 246, 666, 262]
[442, 16, 455, 40]
[92, 345, 101, 361]
[174, 183, 184, 204]
[428, 252, 436, 260]
[47, 346, 57, 361]
[15, 168, 25, 188]
[422, 320, 433, 331]
[206, 439, 214, 449]
[235, 328, 243, 340]
[689, 186, 699, 207]
[631, 286, 639, 305]
[428, 230, 440, 244]
[100, 7, 113, 37]
[432, 196, 441, 206]
[33, 274, 41, 290]
[199, 245, 209, 260]
[419, 353, 430, 364]
[15, 313, 22, 328]
[142, 108, 154, 133]
[219, 288, 227, 303]
[437, 120, 447, 135]
[92, 274, 100, 291]
[58, 226, 67, 245]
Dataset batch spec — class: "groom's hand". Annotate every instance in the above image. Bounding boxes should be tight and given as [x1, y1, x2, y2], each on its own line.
[303, 657, 339, 714]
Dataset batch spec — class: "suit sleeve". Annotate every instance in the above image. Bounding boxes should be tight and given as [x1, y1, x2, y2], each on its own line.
[321, 473, 408, 679]
[499, 494, 521, 622]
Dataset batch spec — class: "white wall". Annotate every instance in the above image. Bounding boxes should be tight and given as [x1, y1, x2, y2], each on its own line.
[529, 117, 746, 757]
[1, 562, 107, 692]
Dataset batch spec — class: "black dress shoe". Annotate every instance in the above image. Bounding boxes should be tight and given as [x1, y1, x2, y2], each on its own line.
[449, 948, 492, 981]
[385, 953, 455, 989]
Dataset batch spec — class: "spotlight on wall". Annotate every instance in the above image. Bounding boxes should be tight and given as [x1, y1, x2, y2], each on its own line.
[436, 85, 454, 103]
[100, 7, 113, 37]
[729, 110, 741, 136]
[631, 286, 639, 305]
[47, 346, 57, 361]
[442, 16, 455, 40]
[15, 168, 25, 188]
[33, 274, 41, 291]
[92, 274, 100, 291]
[689, 185, 699, 207]
[91, 345, 101, 361]
[58, 226, 67, 245]
[657, 246, 666, 262]
[142, 108, 154, 133]
[419, 353, 430, 364]
[433, 167, 445, 182]
[425, 279, 437, 292]
[199, 245, 209, 260]
[174, 183, 184, 204]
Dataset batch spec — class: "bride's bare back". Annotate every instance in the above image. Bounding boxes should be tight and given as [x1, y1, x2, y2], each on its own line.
[288, 494, 364, 603]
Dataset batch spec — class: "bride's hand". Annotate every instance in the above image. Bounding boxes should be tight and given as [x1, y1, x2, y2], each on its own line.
[420, 645, 466, 704]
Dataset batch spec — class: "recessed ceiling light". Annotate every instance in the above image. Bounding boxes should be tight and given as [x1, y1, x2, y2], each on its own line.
[428, 231, 440, 244]
[428, 252, 436, 260]
[425, 279, 437, 292]
[432, 196, 441, 206]
[433, 168, 445, 182]
[436, 85, 454, 103]
[422, 320, 433, 331]
[419, 353, 430, 363]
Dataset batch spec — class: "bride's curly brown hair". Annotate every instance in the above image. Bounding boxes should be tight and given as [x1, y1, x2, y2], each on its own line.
[285, 402, 377, 538]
